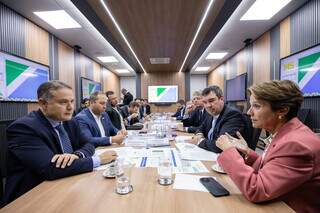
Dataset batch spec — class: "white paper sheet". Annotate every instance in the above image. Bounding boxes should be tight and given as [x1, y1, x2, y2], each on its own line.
[173, 174, 216, 192]
[175, 143, 218, 161]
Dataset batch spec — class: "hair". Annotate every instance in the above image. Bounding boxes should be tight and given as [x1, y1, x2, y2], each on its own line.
[177, 99, 185, 105]
[105, 90, 114, 98]
[121, 88, 127, 93]
[135, 97, 141, 101]
[89, 91, 105, 102]
[248, 80, 303, 120]
[37, 80, 72, 101]
[129, 101, 140, 108]
[202, 85, 223, 98]
[192, 91, 202, 97]
[81, 98, 89, 104]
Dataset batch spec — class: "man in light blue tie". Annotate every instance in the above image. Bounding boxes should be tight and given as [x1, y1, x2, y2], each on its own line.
[2, 81, 117, 206]
[188, 85, 249, 153]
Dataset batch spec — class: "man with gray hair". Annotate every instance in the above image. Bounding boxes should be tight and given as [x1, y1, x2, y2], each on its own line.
[75, 91, 126, 147]
[2, 81, 117, 206]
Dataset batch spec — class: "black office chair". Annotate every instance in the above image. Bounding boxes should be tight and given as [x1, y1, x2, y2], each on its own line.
[243, 114, 261, 150]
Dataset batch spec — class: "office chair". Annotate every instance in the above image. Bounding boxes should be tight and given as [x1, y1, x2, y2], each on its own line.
[243, 114, 261, 150]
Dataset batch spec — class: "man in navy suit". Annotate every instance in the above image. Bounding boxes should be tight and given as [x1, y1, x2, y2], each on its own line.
[1, 81, 117, 207]
[188, 86, 249, 153]
[172, 99, 186, 120]
[75, 92, 126, 147]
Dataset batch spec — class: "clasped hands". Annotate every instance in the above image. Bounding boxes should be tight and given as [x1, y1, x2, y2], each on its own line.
[216, 131, 250, 155]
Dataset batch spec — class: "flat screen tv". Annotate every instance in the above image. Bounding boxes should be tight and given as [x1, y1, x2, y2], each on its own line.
[0, 50, 49, 102]
[280, 43, 320, 97]
[81, 77, 101, 100]
[226, 73, 247, 102]
[148, 85, 178, 103]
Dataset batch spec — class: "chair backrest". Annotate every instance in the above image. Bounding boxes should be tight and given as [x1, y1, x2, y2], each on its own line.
[297, 108, 310, 123]
[242, 114, 261, 150]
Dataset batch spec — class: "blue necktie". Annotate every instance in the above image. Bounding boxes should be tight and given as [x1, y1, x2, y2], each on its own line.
[55, 124, 73, 153]
[208, 117, 217, 140]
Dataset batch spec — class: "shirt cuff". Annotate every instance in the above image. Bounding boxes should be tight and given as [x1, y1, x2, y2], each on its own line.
[109, 137, 112, 145]
[185, 127, 188, 132]
[92, 156, 101, 168]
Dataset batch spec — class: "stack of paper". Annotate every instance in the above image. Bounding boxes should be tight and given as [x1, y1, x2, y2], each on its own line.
[175, 143, 218, 161]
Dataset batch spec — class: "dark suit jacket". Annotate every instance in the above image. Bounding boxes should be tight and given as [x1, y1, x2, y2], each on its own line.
[198, 105, 249, 153]
[120, 106, 139, 126]
[106, 105, 123, 130]
[182, 107, 207, 133]
[172, 106, 185, 120]
[75, 108, 118, 147]
[2, 110, 94, 206]
[139, 105, 151, 119]
[123, 92, 133, 106]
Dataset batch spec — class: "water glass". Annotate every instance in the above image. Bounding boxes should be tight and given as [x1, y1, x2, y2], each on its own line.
[158, 158, 173, 185]
[115, 160, 133, 194]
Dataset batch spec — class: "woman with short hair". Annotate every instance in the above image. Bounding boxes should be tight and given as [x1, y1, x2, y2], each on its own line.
[216, 80, 320, 213]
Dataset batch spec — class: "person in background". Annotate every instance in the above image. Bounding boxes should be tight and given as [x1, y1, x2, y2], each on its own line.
[120, 101, 140, 127]
[75, 91, 126, 147]
[1, 81, 117, 207]
[187, 85, 249, 153]
[106, 90, 126, 130]
[76, 98, 89, 114]
[139, 99, 151, 119]
[172, 99, 185, 120]
[216, 80, 320, 213]
[121, 88, 133, 106]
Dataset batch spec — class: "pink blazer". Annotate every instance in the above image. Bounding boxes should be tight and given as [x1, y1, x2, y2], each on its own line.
[218, 118, 320, 213]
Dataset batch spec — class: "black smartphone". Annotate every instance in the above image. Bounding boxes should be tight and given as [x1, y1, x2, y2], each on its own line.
[200, 177, 230, 197]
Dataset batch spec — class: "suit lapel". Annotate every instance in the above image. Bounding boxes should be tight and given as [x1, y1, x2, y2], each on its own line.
[84, 109, 101, 137]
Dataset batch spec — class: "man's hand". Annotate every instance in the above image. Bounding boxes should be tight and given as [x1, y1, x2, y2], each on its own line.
[51, 154, 79, 168]
[99, 151, 118, 165]
[111, 133, 126, 145]
[186, 134, 203, 145]
[130, 113, 139, 119]
[119, 129, 128, 136]
[176, 123, 185, 132]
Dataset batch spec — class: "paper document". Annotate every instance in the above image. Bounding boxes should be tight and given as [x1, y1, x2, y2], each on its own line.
[175, 135, 193, 143]
[174, 160, 209, 174]
[173, 174, 216, 192]
[175, 143, 218, 161]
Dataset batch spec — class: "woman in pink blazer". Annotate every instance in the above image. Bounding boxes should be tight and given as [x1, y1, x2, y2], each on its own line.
[216, 80, 320, 213]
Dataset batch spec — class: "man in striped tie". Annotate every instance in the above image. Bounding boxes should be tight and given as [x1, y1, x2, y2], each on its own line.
[2, 81, 117, 207]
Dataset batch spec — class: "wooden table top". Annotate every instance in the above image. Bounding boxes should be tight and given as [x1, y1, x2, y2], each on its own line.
[0, 132, 294, 213]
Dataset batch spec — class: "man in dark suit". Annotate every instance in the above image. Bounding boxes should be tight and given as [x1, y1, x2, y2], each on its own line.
[1, 81, 117, 207]
[139, 99, 151, 119]
[106, 91, 125, 130]
[120, 101, 140, 126]
[188, 85, 249, 153]
[172, 99, 186, 120]
[121, 88, 133, 106]
[75, 91, 126, 148]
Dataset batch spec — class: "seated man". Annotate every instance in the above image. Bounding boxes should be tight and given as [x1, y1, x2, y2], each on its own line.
[120, 101, 140, 126]
[1, 81, 117, 206]
[139, 99, 151, 119]
[182, 91, 206, 133]
[106, 90, 125, 130]
[75, 91, 126, 147]
[172, 99, 186, 120]
[188, 85, 249, 153]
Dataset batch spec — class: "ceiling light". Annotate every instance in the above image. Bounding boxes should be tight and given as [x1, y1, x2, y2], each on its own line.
[34, 10, 81, 29]
[195, 67, 210, 71]
[115, 69, 130, 73]
[240, 0, 292, 20]
[97, 56, 119, 63]
[150, 57, 170, 64]
[206, 52, 228, 60]
[100, 0, 146, 73]
[178, 0, 214, 72]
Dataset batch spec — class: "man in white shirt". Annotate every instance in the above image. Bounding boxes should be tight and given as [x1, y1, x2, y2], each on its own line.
[75, 92, 126, 147]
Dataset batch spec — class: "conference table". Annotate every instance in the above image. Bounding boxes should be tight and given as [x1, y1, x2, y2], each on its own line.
[0, 132, 293, 213]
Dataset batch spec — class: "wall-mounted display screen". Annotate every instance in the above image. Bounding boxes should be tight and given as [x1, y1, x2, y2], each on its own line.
[0, 51, 49, 102]
[280, 44, 320, 97]
[148, 85, 178, 103]
[226, 73, 247, 102]
[81, 77, 101, 100]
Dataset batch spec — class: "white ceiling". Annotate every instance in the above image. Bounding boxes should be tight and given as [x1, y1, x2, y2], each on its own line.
[0, 0, 136, 76]
[191, 0, 308, 74]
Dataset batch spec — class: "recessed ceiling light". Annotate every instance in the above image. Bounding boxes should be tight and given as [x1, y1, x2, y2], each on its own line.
[34, 10, 81, 29]
[195, 67, 210, 71]
[150, 57, 170, 64]
[206, 52, 228, 60]
[240, 0, 292, 20]
[97, 56, 119, 63]
[100, 0, 146, 73]
[115, 69, 130, 73]
[178, 0, 214, 72]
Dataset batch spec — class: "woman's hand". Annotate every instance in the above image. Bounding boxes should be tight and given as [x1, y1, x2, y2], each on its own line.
[216, 131, 250, 155]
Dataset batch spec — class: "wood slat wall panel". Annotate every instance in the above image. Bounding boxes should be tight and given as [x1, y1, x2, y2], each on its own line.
[253, 32, 270, 85]
[280, 17, 291, 58]
[58, 41, 75, 89]
[208, 65, 225, 92]
[25, 19, 49, 65]
[102, 68, 120, 98]
[93, 61, 101, 82]
[237, 49, 247, 75]
[27, 103, 39, 113]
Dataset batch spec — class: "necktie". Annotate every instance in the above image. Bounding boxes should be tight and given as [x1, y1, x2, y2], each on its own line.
[208, 117, 217, 140]
[55, 124, 73, 153]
